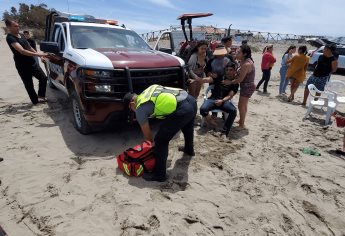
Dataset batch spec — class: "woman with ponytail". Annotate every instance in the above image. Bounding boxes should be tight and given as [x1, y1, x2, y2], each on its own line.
[279, 45, 296, 95]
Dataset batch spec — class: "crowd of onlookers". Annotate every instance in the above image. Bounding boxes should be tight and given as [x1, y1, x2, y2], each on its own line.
[185, 35, 340, 140]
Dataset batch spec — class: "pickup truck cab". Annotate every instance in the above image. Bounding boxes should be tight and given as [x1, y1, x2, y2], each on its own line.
[40, 12, 185, 134]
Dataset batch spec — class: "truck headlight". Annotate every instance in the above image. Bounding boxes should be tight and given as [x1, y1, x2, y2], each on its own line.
[95, 84, 112, 93]
[85, 83, 112, 93]
[83, 69, 112, 78]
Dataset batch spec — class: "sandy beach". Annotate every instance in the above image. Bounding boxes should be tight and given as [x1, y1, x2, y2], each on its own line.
[1, 26, 345, 236]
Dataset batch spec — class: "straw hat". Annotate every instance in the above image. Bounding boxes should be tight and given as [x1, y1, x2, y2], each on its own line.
[213, 46, 227, 56]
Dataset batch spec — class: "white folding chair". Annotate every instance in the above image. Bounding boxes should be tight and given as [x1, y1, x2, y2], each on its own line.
[325, 80, 345, 109]
[304, 84, 336, 125]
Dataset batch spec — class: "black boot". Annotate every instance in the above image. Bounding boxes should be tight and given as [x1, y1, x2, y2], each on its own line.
[178, 146, 195, 156]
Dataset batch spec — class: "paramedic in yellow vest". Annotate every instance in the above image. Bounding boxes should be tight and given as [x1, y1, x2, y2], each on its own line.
[124, 84, 197, 182]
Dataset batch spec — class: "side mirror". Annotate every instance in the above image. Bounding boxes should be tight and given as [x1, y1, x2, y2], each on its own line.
[40, 42, 60, 54]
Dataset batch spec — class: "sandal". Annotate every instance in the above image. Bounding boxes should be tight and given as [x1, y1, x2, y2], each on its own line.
[38, 97, 48, 103]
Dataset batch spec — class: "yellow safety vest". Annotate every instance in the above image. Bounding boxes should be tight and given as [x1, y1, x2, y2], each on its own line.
[136, 84, 182, 119]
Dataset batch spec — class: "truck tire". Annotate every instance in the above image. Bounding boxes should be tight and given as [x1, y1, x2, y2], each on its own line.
[48, 76, 57, 89]
[71, 91, 92, 134]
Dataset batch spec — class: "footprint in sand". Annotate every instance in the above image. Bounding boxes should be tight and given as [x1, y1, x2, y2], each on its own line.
[148, 215, 160, 230]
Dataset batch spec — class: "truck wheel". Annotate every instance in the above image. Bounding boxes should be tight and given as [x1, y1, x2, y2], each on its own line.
[48, 76, 57, 89]
[71, 91, 92, 134]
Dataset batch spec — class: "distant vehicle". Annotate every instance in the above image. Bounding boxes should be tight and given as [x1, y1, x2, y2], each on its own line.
[154, 13, 213, 62]
[40, 11, 186, 134]
[308, 45, 345, 71]
[154, 13, 238, 62]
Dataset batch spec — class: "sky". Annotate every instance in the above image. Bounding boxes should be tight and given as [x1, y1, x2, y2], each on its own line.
[1, 0, 344, 37]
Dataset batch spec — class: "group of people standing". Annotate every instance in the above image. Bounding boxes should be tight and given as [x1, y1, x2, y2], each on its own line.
[258, 43, 338, 104]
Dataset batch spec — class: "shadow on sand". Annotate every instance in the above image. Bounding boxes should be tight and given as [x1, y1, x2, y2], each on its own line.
[40, 88, 156, 160]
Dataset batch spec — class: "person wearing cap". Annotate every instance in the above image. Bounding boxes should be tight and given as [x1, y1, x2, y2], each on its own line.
[205, 46, 231, 121]
[124, 84, 197, 182]
[302, 43, 338, 105]
[256, 44, 276, 94]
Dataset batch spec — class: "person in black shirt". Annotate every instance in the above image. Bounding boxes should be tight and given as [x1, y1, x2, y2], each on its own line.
[23, 30, 36, 51]
[302, 44, 338, 105]
[5, 19, 48, 105]
[23, 30, 39, 65]
[200, 62, 239, 136]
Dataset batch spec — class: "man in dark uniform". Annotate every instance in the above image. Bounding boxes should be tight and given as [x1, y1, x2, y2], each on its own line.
[124, 85, 197, 182]
[5, 19, 47, 105]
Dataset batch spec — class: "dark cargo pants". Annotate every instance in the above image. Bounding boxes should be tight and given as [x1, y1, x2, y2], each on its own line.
[153, 95, 197, 178]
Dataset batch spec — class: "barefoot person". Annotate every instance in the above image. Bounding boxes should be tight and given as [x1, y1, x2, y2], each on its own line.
[285, 45, 309, 102]
[5, 19, 48, 105]
[124, 85, 197, 182]
[227, 45, 256, 129]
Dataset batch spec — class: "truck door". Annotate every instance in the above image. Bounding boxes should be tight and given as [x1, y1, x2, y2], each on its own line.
[47, 24, 66, 87]
[154, 32, 175, 55]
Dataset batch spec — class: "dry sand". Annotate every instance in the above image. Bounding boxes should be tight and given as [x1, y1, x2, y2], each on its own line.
[1, 28, 345, 236]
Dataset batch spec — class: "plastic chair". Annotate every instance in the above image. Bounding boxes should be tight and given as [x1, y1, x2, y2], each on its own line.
[304, 84, 336, 125]
[200, 84, 229, 127]
[325, 80, 345, 109]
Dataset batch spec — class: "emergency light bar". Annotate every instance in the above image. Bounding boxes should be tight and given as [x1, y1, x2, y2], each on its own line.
[67, 14, 118, 25]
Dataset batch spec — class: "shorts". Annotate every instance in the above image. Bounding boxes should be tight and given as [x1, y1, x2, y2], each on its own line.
[305, 74, 330, 91]
[240, 82, 256, 98]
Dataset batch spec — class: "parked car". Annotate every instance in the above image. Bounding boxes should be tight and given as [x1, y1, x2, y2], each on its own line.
[40, 11, 186, 134]
[308, 45, 345, 71]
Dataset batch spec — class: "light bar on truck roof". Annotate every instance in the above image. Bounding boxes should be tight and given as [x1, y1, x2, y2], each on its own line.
[97, 19, 118, 25]
[105, 20, 118, 25]
[68, 15, 85, 21]
[57, 13, 118, 25]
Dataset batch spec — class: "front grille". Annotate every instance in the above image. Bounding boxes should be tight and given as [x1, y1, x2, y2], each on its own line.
[83, 67, 185, 100]
[130, 67, 184, 94]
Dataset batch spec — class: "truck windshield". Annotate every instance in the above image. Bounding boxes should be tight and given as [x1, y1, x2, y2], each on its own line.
[70, 25, 151, 50]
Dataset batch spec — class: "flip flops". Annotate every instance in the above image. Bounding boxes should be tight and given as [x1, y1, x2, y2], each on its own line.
[38, 97, 48, 103]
